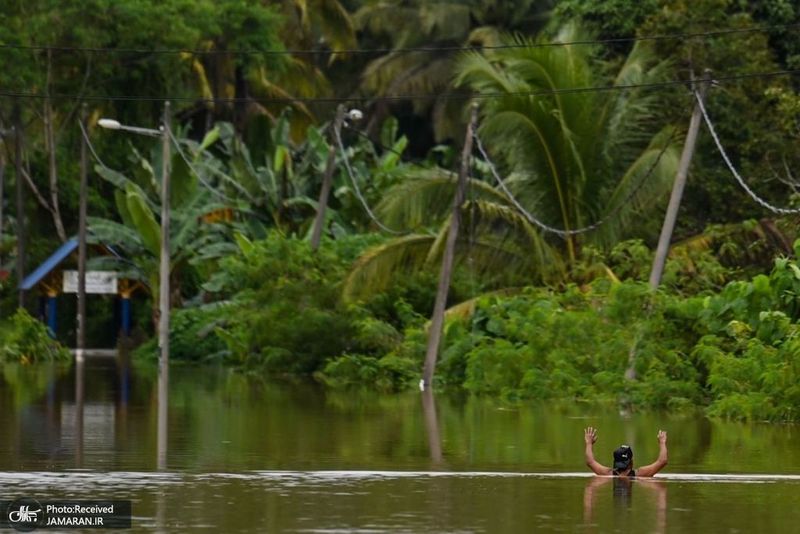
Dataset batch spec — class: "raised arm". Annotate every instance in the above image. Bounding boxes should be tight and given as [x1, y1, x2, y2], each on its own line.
[637, 430, 668, 477]
[584, 427, 612, 476]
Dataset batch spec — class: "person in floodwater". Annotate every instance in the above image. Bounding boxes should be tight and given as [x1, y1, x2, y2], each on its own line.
[584, 427, 668, 477]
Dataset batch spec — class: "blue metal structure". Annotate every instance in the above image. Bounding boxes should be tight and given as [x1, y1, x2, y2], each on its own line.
[17, 237, 138, 342]
[19, 237, 78, 291]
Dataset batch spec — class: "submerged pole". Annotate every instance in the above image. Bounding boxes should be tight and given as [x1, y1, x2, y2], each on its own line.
[421, 104, 478, 390]
[77, 103, 88, 361]
[157, 102, 171, 471]
[649, 71, 712, 289]
[310, 105, 346, 252]
[14, 102, 25, 309]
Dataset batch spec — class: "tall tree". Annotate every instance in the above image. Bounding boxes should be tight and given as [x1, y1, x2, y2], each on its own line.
[354, 0, 553, 143]
[344, 25, 681, 300]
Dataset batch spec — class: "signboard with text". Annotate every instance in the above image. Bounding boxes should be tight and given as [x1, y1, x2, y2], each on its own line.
[62, 271, 118, 295]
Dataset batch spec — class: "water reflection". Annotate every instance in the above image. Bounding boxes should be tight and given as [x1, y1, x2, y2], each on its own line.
[4, 360, 800, 475]
[157, 363, 168, 471]
[74, 357, 84, 468]
[421, 390, 443, 467]
[583, 477, 667, 533]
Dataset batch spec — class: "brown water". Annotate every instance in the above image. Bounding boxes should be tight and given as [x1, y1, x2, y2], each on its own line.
[1, 357, 799, 532]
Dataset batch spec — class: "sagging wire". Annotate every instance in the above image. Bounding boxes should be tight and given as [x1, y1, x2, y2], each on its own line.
[166, 125, 253, 204]
[333, 124, 406, 235]
[695, 89, 800, 215]
[474, 123, 683, 238]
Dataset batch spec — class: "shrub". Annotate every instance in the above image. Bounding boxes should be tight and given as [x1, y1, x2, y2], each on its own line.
[0, 309, 71, 363]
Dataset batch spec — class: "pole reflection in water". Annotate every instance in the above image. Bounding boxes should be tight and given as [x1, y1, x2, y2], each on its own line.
[157, 363, 168, 470]
[74, 357, 84, 469]
[155, 488, 167, 534]
[583, 477, 667, 533]
[421, 389, 443, 467]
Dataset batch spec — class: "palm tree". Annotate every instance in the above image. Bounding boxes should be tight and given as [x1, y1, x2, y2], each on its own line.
[355, 0, 552, 141]
[343, 25, 681, 302]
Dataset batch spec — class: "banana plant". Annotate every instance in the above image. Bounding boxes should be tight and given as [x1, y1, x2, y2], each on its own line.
[88, 139, 241, 332]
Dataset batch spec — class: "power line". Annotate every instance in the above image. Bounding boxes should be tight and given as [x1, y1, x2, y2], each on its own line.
[1, 68, 798, 105]
[333, 124, 405, 235]
[474, 121, 683, 238]
[695, 90, 800, 215]
[1, 23, 797, 57]
[166, 126, 248, 204]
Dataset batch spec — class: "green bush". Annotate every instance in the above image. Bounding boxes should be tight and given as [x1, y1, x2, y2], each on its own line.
[133, 304, 228, 363]
[209, 232, 381, 374]
[0, 309, 71, 363]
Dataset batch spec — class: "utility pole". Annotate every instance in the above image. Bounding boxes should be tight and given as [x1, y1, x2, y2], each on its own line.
[649, 71, 712, 290]
[310, 104, 346, 252]
[14, 102, 25, 309]
[421, 103, 479, 390]
[0, 136, 6, 272]
[157, 101, 171, 471]
[0, 122, 13, 274]
[77, 103, 88, 361]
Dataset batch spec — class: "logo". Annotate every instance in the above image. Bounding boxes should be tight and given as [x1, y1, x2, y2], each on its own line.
[6, 498, 45, 532]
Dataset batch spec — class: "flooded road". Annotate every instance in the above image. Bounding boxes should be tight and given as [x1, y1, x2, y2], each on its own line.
[1, 358, 798, 531]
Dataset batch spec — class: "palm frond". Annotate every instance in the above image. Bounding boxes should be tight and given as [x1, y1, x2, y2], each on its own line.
[425, 200, 564, 284]
[375, 171, 511, 231]
[444, 287, 522, 321]
[342, 234, 435, 302]
[314, 0, 357, 56]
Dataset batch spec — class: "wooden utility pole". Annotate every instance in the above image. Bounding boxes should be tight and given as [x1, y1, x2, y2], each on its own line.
[310, 104, 346, 252]
[157, 102, 171, 471]
[649, 72, 712, 289]
[77, 104, 88, 361]
[421, 104, 479, 390]
[14, 102, 25, 309]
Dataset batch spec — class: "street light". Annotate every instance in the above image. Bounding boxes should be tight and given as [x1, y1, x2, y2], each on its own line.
[0, 126, 14, 273]
[98, 102, 171, 470]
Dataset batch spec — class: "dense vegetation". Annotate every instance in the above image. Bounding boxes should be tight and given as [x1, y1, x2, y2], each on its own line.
[1, 1, 800, 420]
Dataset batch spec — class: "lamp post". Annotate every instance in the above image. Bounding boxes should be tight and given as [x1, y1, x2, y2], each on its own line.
[0, 125, 14, 275]
[98, 102, 171, 469]
[14, 103, 25, 309]
[77, 104, 87, 362]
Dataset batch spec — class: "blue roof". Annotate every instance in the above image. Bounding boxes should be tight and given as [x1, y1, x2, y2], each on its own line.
[20, 237, 79, 290]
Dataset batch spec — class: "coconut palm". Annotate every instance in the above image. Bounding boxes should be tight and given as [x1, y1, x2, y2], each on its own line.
[343, 25, 681, 302]
[355, 0, 552, 142]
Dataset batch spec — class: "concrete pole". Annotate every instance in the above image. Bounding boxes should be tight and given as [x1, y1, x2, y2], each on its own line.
[0, 153, 5, 271]
[310, 104, 346, 252]
[649, 72, 712, 290]
[421, 104, 479, 390]
[14, 102, 25, 309]
[77, 103, 88, 361]
[157, 101, 171, 471]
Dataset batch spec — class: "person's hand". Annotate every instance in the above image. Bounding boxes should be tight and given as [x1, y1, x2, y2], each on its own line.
[585, 427, 598, 445]
[657, 430, 667, 445]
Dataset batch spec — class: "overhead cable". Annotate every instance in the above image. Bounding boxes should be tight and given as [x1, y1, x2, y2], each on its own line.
[0, 68, 798, 105]
[474, 123, 682, 238]
[695, 90, 800, 215]
[333, 125, 405, 235]
[1, 23, 797, 56]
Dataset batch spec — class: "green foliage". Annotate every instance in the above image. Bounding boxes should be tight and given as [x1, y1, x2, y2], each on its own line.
[552, 0, 659, 42]
[133, 305, 228, 363]
[208, 232, 383, 374]
[0, 310, 71, 364]
[316, 353, 419, 391]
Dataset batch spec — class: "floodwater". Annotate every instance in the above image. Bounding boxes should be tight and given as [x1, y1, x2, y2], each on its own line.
[1, 357, 799, 532]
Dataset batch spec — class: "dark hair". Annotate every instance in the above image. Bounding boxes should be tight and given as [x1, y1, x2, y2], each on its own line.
[613, 445, 633, 470]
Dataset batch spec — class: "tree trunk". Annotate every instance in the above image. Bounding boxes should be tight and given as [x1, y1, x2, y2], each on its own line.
[44, 50, 67, 242]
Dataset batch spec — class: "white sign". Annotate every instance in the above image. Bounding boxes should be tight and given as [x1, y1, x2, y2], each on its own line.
[63, 271, 118, 294]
